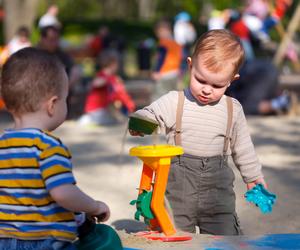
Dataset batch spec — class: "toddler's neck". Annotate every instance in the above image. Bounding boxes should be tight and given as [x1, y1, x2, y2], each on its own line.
[13, 111, 49, 131]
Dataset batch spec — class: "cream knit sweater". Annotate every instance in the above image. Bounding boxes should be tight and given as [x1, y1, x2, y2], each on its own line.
[135, 88, 263, 183]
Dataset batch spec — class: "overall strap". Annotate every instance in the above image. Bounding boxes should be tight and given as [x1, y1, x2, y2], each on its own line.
[175, 91, 185, 146]
[223, 96, 233, 155]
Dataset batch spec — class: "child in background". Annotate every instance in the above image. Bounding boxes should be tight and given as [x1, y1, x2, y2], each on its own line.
[173, 12, 197, 73]
[0, 26, 32, 67]
[0, 48, 110, 249]
[152, 20, 182, 100]
[7, 26, 32, 56]
[259, 0, 293, 41]
[38, 4, 61, 30]
[130, 30, 266, 235]
[79, 50, 135, 126]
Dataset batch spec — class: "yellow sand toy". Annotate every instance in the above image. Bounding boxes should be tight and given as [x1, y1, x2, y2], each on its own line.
[129, 145, 192, 242]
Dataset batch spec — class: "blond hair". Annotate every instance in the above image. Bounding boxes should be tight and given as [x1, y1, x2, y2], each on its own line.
[192, 29, 245, 75]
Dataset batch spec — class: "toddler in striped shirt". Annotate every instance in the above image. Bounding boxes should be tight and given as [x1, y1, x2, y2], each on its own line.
[0, 47, 110, 249]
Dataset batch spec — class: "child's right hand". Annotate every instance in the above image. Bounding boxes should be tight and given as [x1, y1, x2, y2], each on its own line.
[247, 178, 267, 190]
[129, 129, 144, 137]
[90, 201, 110, 222]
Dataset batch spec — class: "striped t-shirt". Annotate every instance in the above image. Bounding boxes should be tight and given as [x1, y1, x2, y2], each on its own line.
[0, 128, 77, 241]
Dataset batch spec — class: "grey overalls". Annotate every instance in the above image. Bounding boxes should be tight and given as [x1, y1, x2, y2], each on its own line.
[165, 91, 242, 235]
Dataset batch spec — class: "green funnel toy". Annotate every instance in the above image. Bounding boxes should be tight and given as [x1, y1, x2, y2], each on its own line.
[75, 219, 123, 250]
[128, 114, 159, 135]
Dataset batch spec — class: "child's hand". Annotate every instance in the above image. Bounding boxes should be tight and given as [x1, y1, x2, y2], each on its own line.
[151, 72, 160, 81]
[247, 178, 267, 190]
[129, 129, 144, 137]
[92, 77, 106, 88]
[113, 100, 122, 109]
[90, 201, 110, 222]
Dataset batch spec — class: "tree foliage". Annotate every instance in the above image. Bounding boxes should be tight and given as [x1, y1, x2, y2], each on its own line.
[38, 0, 244, 22]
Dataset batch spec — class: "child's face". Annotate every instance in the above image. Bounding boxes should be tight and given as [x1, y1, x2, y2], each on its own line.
[110, 61, 119, 74]
[155, 26, 171, 39]
[188, 57, 239, 104]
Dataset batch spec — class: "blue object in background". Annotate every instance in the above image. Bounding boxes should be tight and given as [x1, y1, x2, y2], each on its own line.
[174, 11, 191, 22]
[204, 234, 300, 250]
[245, 184, 277, 214]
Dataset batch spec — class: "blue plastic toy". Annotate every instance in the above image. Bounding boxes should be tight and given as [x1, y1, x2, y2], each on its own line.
[245, 184, 277, 214]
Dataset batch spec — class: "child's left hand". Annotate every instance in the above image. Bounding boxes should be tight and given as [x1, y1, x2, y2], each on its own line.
[247, 177, 267, 190]
[113, 100, 122, 109]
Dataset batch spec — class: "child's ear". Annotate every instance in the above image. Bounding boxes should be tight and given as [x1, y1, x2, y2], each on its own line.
[187, 57, 192, 69]
[46, 96, 58, 117]
[232, 74, 240, 81]
[228, 74, 240, 88]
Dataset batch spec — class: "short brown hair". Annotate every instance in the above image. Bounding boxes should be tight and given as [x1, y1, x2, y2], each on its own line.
[0, 47, 66, 114]
[192, 29, 245, 75]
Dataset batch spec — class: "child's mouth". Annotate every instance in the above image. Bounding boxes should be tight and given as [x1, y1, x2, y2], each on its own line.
[198, 95, 209, 103]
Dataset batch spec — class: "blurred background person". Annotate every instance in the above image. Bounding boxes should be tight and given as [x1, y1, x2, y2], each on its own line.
[152, 19, 182, 100]
[227, 59, 292, 115]
[228, 10, 256, 61]
[173, 11, 196, 74]
[88, 25, 126, 77]
[6, 26, 31, 56]
[244, 0, 269, 20]
[37, 25, 73, 77]
[208, 9, 232, 30]
[88, 26, 109, 59]
[37, 25, 83, 119]
[38, 4, 61, 30]
[258, 0, 293, 42]
[0, 26, 31, 66]
[78, 50, 135, 126]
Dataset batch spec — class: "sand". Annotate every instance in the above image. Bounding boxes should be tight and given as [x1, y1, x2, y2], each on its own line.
[1, 112, 299, 249]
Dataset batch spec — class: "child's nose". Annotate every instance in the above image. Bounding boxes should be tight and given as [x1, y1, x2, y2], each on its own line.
[202, 86, 212, 95]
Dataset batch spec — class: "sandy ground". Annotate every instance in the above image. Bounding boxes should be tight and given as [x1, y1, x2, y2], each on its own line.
[0, 111, 300, 249]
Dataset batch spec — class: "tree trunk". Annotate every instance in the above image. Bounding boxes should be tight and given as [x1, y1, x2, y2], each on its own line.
[3, 0, 39, 42]
[138, 0, 157, 20]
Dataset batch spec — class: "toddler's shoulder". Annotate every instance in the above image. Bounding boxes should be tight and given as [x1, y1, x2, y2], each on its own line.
[156, 90, 179, 103]
[41, 130, 68, 149]
[39, 131, 71, 158]
[42, 130, 60, 143]
[228, 96, 243, 113]
[169, 90, 180, 98]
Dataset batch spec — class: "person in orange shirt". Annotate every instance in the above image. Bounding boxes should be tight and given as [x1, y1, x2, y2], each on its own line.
[152, 20, 182, 100]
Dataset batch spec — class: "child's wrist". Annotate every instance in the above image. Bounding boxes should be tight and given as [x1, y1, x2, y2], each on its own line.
[89, 200, 100, 215]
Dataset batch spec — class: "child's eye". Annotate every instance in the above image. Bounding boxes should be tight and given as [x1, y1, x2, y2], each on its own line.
[212, 84, 223, 89]
[196, 79, 206, 84]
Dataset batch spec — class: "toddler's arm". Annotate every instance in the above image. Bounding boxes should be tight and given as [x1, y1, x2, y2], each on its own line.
[129, 91, 178, 136]
[108, 77, 136, 113]
[231, 103, 265, 186]
[39, 142, 110, 222]
[92, 77, 106, 88]
[50, 184, 110, 222]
